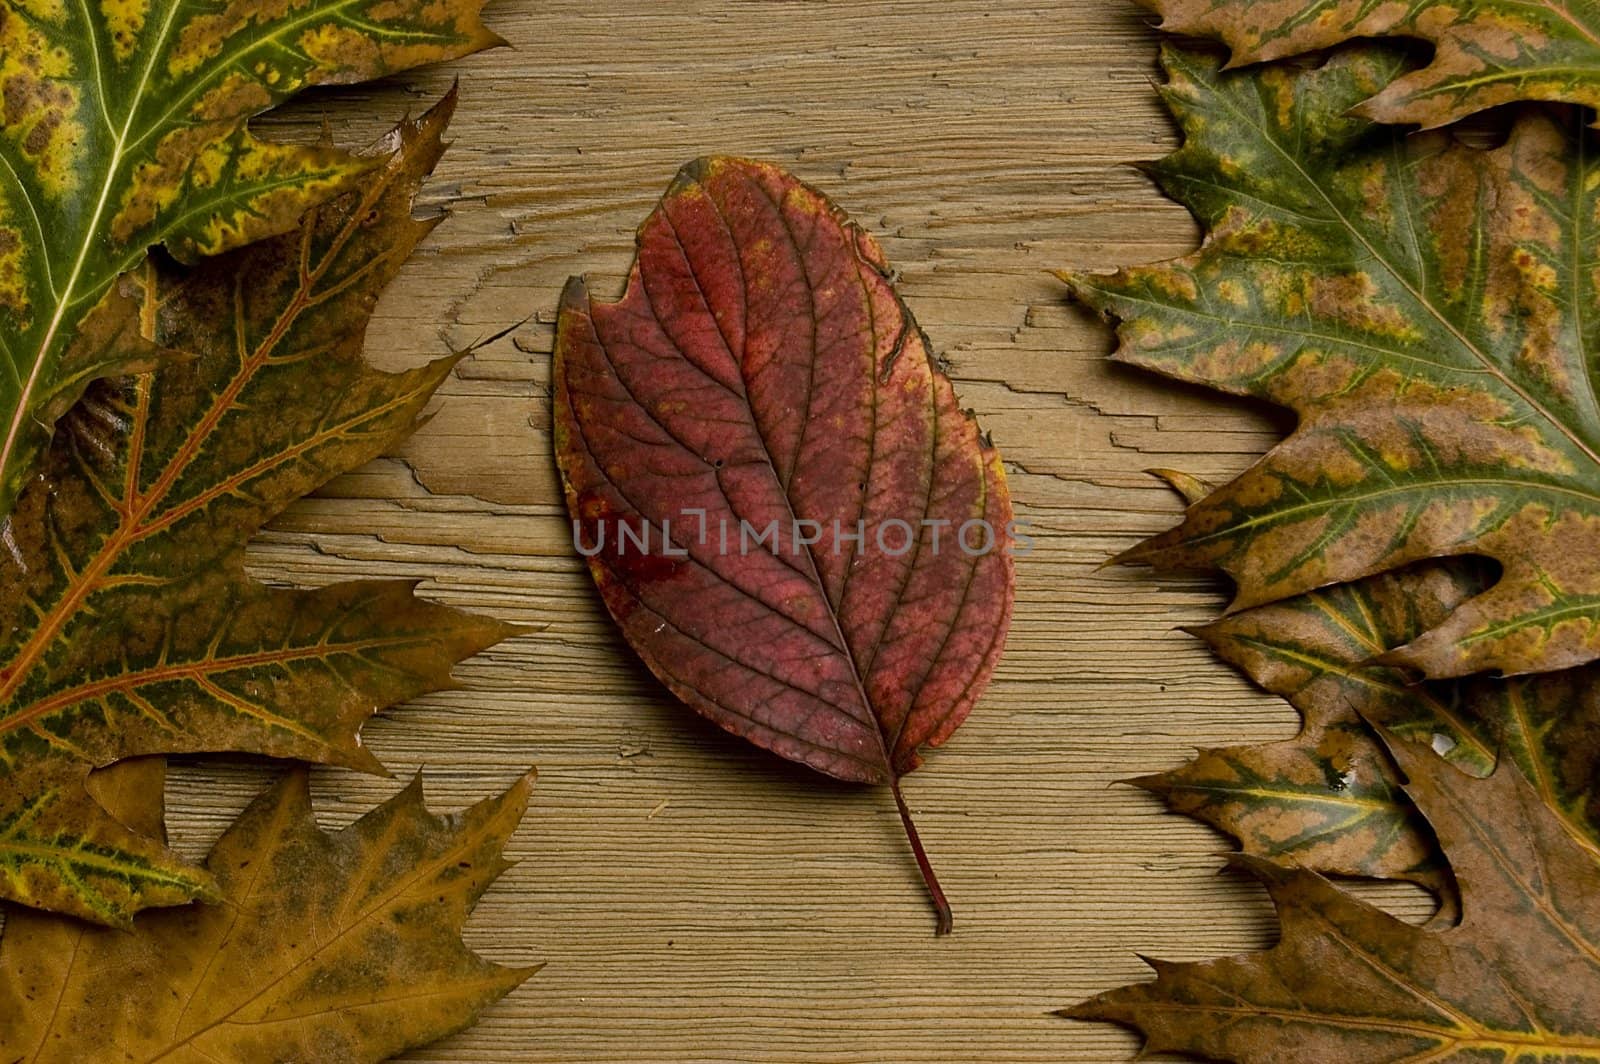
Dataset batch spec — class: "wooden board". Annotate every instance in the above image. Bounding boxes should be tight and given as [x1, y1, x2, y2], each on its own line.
[150, 2, 1427, 1060]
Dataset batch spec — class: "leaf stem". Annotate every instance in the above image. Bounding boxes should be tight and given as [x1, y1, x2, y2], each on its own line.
[891, 777, 952, 935]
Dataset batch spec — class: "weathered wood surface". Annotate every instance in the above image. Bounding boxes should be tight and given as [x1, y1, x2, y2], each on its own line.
[157, 2, 1425, 1060]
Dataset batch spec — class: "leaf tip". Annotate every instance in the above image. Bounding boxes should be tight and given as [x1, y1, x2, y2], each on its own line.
[1057, 996, 1111, 1022]
[488, 617, 536, 647]
[1146, 467, 1213, 505]
[508, 960, 547, 988]
[509, 766, 539, 807]
[673, 154, 721, 187]
[1133, 951, 1178, 976]
[559, 275, 591, 317]
[401, 768, 429, 803]
[342, 742, 392, 778]
[1123, 771, 1172, 795]
[1107, 540, 1153, 568]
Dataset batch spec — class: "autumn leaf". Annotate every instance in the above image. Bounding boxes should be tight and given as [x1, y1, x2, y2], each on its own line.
[0, 0, 499, 521]
[1132, 470, 1460, 892]
[0, 94, 513, 925]
[1136, 0, 1600, 128]
[554, 157, 1016, 934]
[1066, 42, 1600, 680]
[1137, 557, 1600, 896]
[0, 760, 538, 1063]
[1067, 732, 1600, 1063]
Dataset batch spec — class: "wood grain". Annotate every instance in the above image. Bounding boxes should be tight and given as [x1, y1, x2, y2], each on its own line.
[136, 2, 1429, 1060]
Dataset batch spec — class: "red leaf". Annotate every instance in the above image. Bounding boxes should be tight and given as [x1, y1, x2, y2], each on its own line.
[554, 157, 1015, 933]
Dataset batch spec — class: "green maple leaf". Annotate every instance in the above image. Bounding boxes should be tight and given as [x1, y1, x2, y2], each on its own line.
[0, 95, 513, 925]
[1067, 43, 1600, 679]
[0, 0, 499, 520]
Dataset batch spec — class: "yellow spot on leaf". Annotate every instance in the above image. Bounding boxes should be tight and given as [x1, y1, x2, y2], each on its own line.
[99, 0, 150, 62]
[297, 22, 381, 74]
[1216, 278, 1249, 309]
[0, 210, 29, 318]
[1, 10, 84, 199]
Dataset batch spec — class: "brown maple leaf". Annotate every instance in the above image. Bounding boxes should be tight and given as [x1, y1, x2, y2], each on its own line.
[0, 759, 537, 1063]
[1068, 731, 1600, 1062]
[1127, 552, 1600, 912]
[554, 157, 1016, 934]
[0, 94, 514, 925]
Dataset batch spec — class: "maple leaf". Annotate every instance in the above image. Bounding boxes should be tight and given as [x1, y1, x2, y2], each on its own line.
[0, 758, 538, 1063]
[1138, 557, 1600, 895]
[0, 0, 500, 521]
[554, 157, 1016, 934]
[1066, 42, 1600, 680]
[1067, 732, 1600, 1063]
[1128, 473, 1463, 894]
[0, 94, 513, 925]
[1136, 0, 1600, 128]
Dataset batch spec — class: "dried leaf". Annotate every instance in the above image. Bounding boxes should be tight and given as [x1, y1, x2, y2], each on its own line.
[0, 763, 538, 1063]
[0, 95, 512, 925]
[1067, 43, 1600, 680]
[0, 0, 499, 521]
[554, 157, 1015, 933]
[1138, 0, 1600, 128]
[1137, 724, 1446, 893]
[1068, 733, 1600, 1062]
[1141, 559, 1600, 889]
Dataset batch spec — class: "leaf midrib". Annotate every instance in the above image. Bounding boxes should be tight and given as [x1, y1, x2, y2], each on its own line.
[0, 835, 198, 887]
[1120, 997, 1600, 1054]
[0, 633, 437, 753]
[1178, 475, 1599, 547]
[742, 175, 972, 781]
